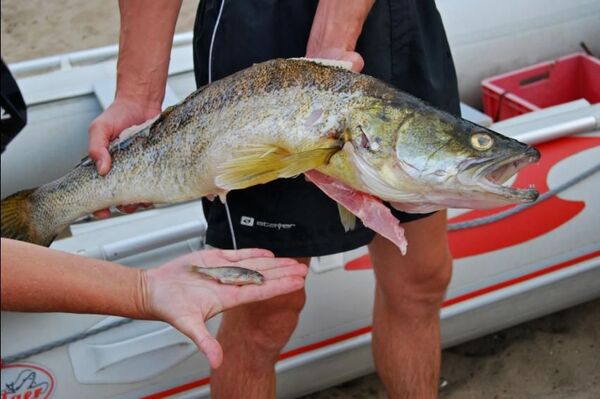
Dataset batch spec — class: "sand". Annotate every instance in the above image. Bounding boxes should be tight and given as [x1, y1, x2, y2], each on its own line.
[303, 299, 600, 399]
[0, 0, 199, 63]
[1, 1, 599, 397]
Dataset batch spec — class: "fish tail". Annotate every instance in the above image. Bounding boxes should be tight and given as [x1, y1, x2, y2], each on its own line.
[1, 188, 54, 246]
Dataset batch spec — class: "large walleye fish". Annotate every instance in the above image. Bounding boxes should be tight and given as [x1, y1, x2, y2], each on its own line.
[1, 58, 539, 252]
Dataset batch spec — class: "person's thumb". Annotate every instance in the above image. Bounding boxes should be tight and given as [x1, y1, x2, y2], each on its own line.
[93, 149, 112, 176]
[88, 122, 113, 176]
[176, 316, 224, 369]
[342, 51, 364, 73]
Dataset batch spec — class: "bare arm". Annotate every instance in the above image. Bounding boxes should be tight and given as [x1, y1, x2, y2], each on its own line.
[306, 0, 375, 72]
[115, 0, 183, 109]
[1, 238, 306, 368]
[1, 238, 144, 316]
[88, 0, 183, 176]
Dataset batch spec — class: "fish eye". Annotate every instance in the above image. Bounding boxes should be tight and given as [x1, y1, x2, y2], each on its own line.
[470, 133, 493, 151]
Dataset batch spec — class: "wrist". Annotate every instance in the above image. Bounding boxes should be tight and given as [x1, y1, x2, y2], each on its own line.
[114, 87, 164, 113]
[307, 0, 374, 54]
[111, 94, 163, 117]
[134, 268, 154, 320]
[115, 57, 168, 111]
[307, 29, 359, 55]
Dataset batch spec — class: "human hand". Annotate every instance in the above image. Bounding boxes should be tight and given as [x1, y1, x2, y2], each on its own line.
[88, 97, 161, 218]
[305, 47, 364, 72]
[140, 248, 307, 369]
[305, 0, 373, 73]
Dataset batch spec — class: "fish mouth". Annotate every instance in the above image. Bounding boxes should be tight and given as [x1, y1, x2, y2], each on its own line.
[474, 147, 540, 202]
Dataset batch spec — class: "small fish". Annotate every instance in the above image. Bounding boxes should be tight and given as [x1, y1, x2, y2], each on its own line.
[190, 266, 265, 286]
[1, 58, 540, 253]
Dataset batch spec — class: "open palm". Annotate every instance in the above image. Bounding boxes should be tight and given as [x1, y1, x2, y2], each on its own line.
[143, 248, 307, 368]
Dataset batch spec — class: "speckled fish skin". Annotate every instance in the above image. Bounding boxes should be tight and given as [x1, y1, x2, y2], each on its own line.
[3, 59, 360, 245]
[0, 58, 539, 246]
[190, 266, 265, 285]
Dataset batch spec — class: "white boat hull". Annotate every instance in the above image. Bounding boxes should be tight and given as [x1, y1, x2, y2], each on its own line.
[2, 1, 600, 397]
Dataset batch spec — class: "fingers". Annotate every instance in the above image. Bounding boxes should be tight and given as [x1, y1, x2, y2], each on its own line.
[92, 203, 147, 220]
[175, 316, 224, 369]
[197, 333, 224, 370]
[93, 208, 112, 219]
[259, 262, 308, 280]
[88, 119, 114, 176]
[220, 248, 275, 262]
[234, 256, 301, 272]
[234, 276, 305, 305]
[305, 48, 365, 73]
[116, 204, 142, 214]
[184, 249, 300, 273]
[344, 51, 365, 72]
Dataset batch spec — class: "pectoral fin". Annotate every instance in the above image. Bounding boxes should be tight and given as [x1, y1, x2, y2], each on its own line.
[216, 141, 341, 190]
[337, 203, 357, 232]
[305, 170, 407, 254]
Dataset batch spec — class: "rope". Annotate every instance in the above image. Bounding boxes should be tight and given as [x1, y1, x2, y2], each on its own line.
[448, 162, 600, 230]
[2, 318, 133, 365]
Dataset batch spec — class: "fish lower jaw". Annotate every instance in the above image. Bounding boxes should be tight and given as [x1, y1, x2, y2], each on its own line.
[471, 155, 540, 204]
[476, 180, 539, 203]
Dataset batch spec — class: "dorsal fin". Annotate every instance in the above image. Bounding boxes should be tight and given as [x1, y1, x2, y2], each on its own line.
[290, 57, 354, 71]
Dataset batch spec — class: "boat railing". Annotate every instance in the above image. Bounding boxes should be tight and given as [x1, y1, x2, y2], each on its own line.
[9, 32, 194, 77]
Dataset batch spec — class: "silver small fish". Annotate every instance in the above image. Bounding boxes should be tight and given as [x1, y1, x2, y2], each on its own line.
[190, 265, 265, 286]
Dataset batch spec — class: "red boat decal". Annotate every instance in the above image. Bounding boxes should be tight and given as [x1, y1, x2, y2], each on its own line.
[448, 136, 600, 259]
[143, 249, 599, 398]
[0, 363, 55, 399]
[142, 377, 210, 399]
[147, 136, 600, 399]
[346, 135, 600, 269]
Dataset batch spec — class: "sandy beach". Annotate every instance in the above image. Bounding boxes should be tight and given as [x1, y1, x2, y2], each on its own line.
[2, 1, 599, 397]
[303, 299, 600, 399]
[1, 0, 199, 63]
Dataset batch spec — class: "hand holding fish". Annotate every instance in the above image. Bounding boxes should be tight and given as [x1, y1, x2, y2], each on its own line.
[305, 48, 364, 73]
[141, 248, 307, 369]
[88, 97, 161, 176]
[305, 0, 373, 73]
[88, 97, 161, 218]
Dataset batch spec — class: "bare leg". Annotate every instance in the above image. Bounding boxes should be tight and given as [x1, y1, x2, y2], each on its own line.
[210, 257, 310, 399]
[369, 211, 452, 398]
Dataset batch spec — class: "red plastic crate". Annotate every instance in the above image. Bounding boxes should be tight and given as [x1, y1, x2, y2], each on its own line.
[482, 53, 600, 121]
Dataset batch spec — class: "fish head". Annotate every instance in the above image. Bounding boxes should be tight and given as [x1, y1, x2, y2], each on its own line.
[344, 98, 540, 211]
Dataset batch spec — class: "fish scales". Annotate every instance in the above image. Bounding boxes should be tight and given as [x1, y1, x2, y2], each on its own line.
[1, 58, 540, 248]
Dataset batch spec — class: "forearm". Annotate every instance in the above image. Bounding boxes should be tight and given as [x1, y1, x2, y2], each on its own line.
[1, 239, 147, 319]
[116, 0, 183, 107]
[307, 0, 375, 54]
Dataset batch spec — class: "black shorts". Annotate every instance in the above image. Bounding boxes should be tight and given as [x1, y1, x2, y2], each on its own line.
[193, 0, 460, 257]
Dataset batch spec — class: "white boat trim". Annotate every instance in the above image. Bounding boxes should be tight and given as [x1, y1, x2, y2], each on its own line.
[9, 32, 194, 77]
[130, 249, 600, 398]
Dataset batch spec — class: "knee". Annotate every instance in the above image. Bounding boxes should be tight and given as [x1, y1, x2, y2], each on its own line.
[222, 289, 306, 354]
[406, 247, 453, 300]
[375, 245, 453, 308]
